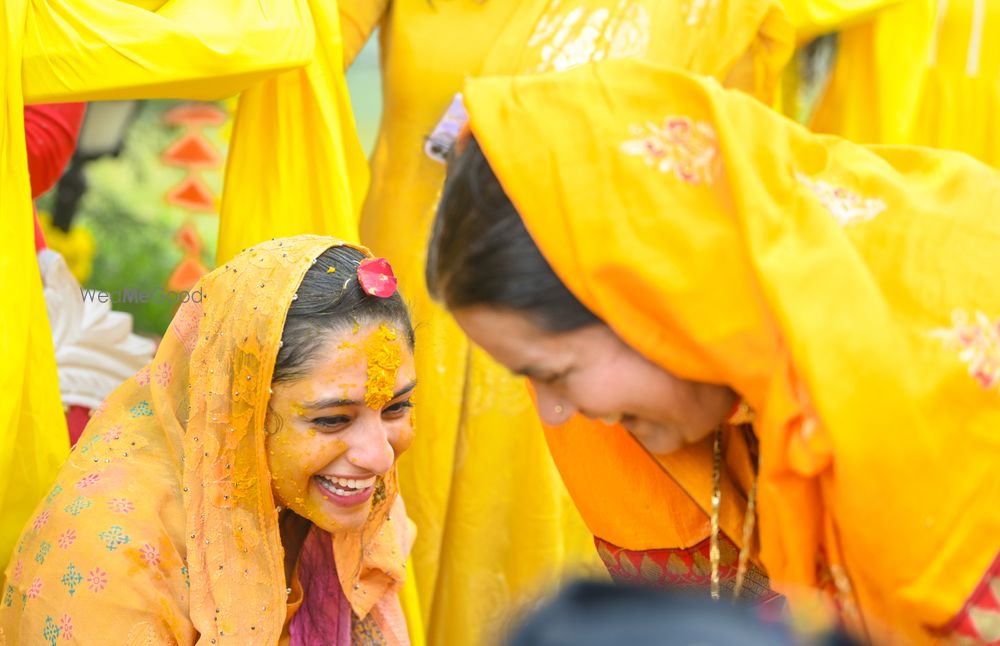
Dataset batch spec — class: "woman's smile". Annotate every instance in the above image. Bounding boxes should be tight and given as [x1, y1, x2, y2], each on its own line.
[313, 474, 376, 507]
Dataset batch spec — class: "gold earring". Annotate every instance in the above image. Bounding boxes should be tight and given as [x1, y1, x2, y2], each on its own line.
[554, 404, 564, 415]
[372, 477, 387, 506]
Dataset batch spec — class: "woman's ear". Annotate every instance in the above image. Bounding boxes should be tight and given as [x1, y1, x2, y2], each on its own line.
[263, 403, 283, 435]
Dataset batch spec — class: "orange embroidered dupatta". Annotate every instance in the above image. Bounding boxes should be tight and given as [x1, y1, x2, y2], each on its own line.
[1, 237, 411, 645]
[463, 59, 1000, 644]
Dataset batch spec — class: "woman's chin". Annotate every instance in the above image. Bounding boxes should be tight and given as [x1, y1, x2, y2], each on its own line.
[624, 419, 686, 456]
[300, 496, 370, 534]
[305, 509, 367, 534]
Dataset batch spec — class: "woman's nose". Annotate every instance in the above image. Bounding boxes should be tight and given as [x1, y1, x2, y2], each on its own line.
[344, 419, 395, 474]
[532, 381, 574, 426]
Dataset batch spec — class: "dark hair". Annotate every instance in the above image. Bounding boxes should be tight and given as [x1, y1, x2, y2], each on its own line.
[273, 246, 415, 383]
[426, 138, 599, 333]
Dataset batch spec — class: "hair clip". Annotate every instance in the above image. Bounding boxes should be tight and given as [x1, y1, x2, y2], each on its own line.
[357, 257, 398, 298]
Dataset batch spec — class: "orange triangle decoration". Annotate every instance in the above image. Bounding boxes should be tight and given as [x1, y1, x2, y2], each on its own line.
[166, 256, 208, 293]
[166, 175, 216, 213]
[162, 131, 222, 169]
[163, 103, 227, 127]
[174, 222, 203, 256]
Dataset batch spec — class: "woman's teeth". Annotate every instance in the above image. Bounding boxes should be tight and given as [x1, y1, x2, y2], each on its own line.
[316, 475, 375, 497]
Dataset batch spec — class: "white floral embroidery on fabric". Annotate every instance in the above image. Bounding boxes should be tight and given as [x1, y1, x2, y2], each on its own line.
[931, 310, 1000, 392]
[795, 171, 886, 226]
[621, 117, 719, 184]
[527, 0, 650, 72]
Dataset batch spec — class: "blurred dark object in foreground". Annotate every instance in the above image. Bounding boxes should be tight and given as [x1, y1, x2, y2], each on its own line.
[507, 581, 860, 646]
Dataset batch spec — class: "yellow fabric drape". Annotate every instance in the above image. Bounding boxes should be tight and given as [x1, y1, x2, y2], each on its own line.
[464, 58, 1000, 645]
[803, 0, 935, 145]
[341, 1, 792, 642]
[782, 0, 901, 42]
[0, 0, 69, 581]
[216, 0, 367, 264]
[797, 0, 1000, 168]
[0, 237, 412, 645]
[3, 0, 313, 575]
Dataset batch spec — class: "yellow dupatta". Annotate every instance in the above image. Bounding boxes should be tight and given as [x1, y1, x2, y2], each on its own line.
[4, 0, 311, 575]
[463, 59, 1000, 644]
[0, 236, 411, 645]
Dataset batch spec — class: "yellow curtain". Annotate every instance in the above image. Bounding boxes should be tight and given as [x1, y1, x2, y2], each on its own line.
[2, 0, 326, 574]
[463, 58, 1000, 645]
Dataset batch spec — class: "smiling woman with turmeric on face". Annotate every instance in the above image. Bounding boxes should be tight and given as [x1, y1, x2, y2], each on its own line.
[1, 237, 417, 645]
[267, 323, 416, 536]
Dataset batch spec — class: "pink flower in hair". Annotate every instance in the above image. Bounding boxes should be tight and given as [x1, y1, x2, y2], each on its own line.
[357, 258, 398, 298]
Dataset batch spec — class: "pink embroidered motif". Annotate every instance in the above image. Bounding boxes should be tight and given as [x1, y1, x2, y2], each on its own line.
[932, 310, 1000, 392]
[33, 511, 50, 532]
[621, 117, 719, 184]
[103, 425, 123, 443]
[27, 578, 42, 600]
[12, 561, 22, 584]
[58, 530, 76, 550]
[139, 544, 161, 567]
[86, 568, 107, 593]
[59, 615, 73, 641]
[106, 498, 135, 514]
[154, 363, 172, 387]
[135, 367, 151, 387]
[75, 473, 100, 490]
[795, 171, 886, 226]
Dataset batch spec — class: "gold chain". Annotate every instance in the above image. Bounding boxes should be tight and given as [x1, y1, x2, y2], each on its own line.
[710, 425, 758, 602]
[710, 426, 723, 600]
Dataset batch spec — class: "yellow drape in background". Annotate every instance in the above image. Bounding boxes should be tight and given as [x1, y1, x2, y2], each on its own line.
[464, 58, 1000, 645]
[3, 0, 313, 575]
[789, 0, 1000, 168]
[0, 0, 69, 581]
[216, 0, 367, 264]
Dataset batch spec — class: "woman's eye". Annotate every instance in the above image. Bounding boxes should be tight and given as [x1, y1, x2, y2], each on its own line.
[382, 401, 414, 418]
[310, 416, 351, 429]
